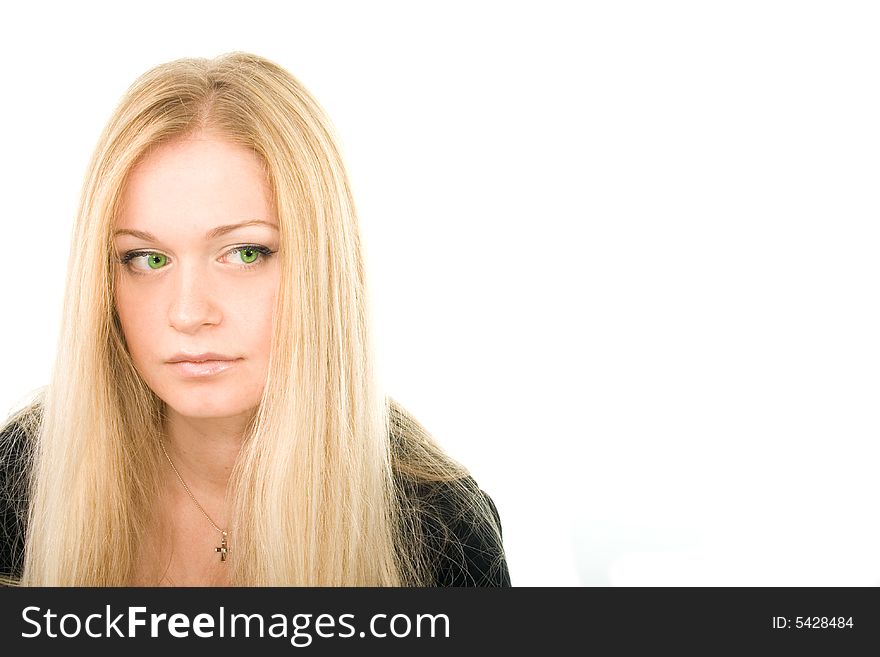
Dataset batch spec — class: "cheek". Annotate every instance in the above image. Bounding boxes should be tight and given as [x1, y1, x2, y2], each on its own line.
[114, 282, 156, 360]
[250, 284, 279, 354]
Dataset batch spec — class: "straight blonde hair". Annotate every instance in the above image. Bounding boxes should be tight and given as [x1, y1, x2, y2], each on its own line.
[1, 53, 501, 586]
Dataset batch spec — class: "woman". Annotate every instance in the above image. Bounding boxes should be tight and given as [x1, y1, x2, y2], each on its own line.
[0, 52, 510, 586]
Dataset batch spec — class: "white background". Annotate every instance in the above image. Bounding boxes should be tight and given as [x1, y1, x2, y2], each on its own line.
[1, 1, 879, 586]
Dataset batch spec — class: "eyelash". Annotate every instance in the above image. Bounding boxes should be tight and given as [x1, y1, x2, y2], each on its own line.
[117, 245, 276, 275]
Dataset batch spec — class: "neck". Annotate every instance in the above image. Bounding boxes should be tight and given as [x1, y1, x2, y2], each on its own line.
[162, 407, 254, 502]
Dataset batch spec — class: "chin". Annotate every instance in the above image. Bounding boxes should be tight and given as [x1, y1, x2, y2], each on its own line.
[168, 403, 255, 421]
[160, 387, 259, 421]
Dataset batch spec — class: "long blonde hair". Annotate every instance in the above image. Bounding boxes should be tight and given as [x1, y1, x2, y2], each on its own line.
[1, 52, 501, 586]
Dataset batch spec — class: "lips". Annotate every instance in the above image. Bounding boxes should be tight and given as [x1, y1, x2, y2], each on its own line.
[167, 352, 237, 363]
[166, 353, 241, 379]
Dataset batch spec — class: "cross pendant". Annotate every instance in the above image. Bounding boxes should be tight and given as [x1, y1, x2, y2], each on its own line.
[215, 531, 228, 562]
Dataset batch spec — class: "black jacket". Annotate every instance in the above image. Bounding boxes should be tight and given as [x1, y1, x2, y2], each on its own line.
[0, 418, 511, 586]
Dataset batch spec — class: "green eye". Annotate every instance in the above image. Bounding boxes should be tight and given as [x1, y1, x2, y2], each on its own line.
[118, 245, 273, 274]
[147, 253, 167, 269]
[239, 248, 259, 264]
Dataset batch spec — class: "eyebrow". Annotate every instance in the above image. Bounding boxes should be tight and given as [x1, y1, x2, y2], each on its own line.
[113, 219, 279, 241]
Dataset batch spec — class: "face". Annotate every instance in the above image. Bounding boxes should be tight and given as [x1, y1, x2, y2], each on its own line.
[113, 133, 280, 421]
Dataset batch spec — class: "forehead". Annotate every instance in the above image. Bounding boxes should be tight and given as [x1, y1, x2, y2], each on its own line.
[116, 135, 274, 233]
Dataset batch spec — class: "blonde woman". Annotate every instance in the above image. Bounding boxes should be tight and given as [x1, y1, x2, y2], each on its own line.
[0, 52, 509, 587]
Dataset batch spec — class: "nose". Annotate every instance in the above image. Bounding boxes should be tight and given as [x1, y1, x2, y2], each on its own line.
[167, 260, 222, 333]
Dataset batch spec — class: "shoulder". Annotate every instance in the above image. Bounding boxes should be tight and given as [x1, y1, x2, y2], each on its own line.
[0, 410, 37, 484]
[0, 412, 36, 583]
[410, 476, 512, 587]
[386, 399, 511, 586]
[0, 414, 33, 488]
